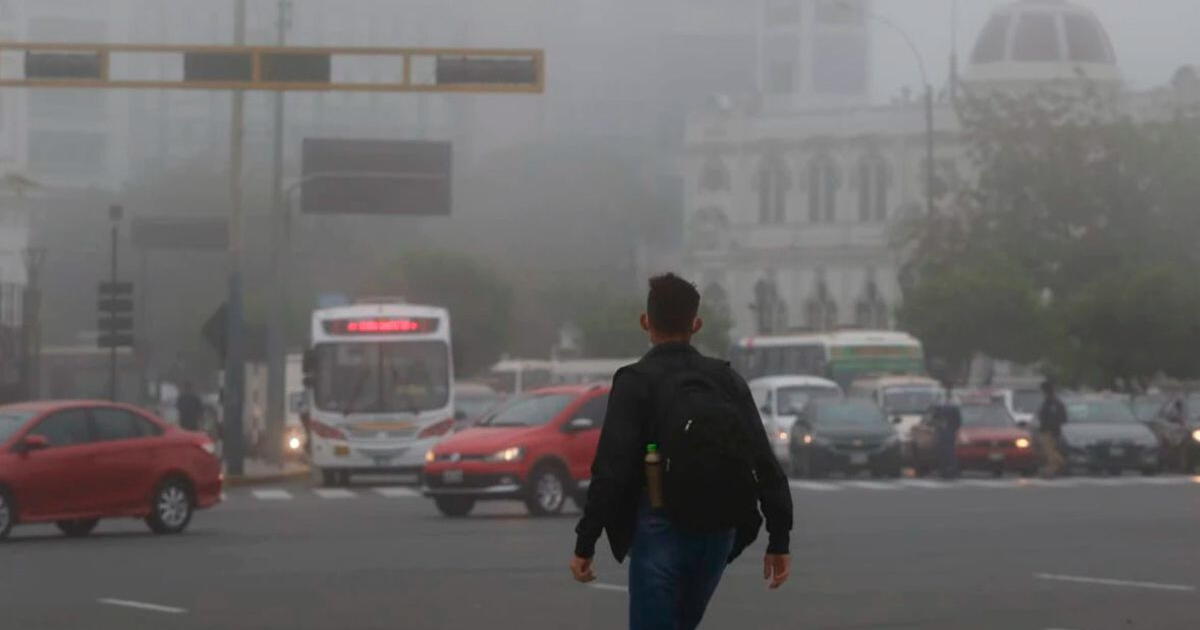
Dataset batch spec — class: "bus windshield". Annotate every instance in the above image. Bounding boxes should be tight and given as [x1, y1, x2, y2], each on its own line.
[315, 341, 450, 414]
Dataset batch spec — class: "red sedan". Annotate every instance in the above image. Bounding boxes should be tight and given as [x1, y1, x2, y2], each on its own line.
[911, 403, 1037, 477]
[0, 401, 222, 540]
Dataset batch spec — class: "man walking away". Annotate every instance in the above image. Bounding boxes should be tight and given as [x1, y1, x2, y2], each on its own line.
[177, 381, 204, 432]
[1037, 380, 1068, 478]
[570, 273, 793, 630]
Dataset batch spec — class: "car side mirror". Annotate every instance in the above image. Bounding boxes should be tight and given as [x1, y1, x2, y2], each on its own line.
[567, 417, 596, 432]
[17, 434, 50, 454]
[454, 410, 468, 422]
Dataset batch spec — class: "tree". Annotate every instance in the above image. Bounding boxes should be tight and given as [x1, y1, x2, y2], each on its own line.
[366, 250, 513, 378]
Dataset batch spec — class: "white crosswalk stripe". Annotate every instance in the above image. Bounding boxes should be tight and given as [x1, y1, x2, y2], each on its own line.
[897, 479, 952, 489]
[957, 479, 1020, 489]
[1017, 478, 1080, 488]
[1072, 477, 1130, 487]
[374, 487, 421, 498]
[314, 488, 357, 499]
[788, 481, 843, 492]
[842, 481, 899, 491]
[251, 489, 293, 501]
[1127, 476, 1190, 486]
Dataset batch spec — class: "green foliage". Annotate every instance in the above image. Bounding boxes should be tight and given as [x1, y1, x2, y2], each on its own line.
[366, 250, 513, 378]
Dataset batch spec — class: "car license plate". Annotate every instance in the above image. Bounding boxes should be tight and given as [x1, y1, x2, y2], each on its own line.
[849, 453, 868, 466]
[988, 451, 1004, 462]
[1109, 447, 1125, 457]
[443, 469, 464, 485]
[333, 445, 350, 457]
[372, 456, 392, 466]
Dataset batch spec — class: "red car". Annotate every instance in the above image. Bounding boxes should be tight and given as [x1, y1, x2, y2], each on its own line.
[0, 401, 222, 540]
[422, 384, 609, 517]
[911, 403, 1038, 477]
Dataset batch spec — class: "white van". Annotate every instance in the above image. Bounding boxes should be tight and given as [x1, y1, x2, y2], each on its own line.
[849, 375, 943, 447]
[749, 375, 843, 466]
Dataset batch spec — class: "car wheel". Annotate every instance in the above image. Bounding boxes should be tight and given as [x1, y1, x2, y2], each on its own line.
[56, 518, 99, 538]
[525, 465, 568, 516]
[145, 477, 194, 535]
[0, 488, 14, 540]
[434, 496, 475, 517]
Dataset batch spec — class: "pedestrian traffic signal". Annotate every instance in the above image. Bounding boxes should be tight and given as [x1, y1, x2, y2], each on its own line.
[97, 282, 134, 349]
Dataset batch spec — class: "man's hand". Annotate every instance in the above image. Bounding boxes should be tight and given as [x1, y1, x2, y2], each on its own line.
[763, 554, 790, 589]
[570, 555, 596, 583]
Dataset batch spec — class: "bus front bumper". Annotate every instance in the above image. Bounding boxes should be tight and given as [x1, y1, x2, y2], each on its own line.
[311, 435, 439, 473]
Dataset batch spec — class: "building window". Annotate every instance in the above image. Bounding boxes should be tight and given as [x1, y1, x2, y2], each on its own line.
[854, 271, 888, 329]
[972, 14, 1012, 64]
[857, 154, 889, 222]
[699, 156, 730, 192]
[815, 0, 864, 25]
[1064, 14, 1113, 63]
[805, 271, 838, 332]
[758, 155, 790, 224]
[1012, 12, 1061, 62]
[702, 281, 731, 329]
[765, 35, 799, 95]
[765, 0, 802, 26]
[808, 155, 840, 223]
[690, 207, 728, 251]
[752, 274, 788, 334]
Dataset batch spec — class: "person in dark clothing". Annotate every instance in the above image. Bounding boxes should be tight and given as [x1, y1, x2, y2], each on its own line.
[176, 382, 204, 432]
[932, 403, 962, 479]
[571, 273, 793, 630]
[1036, 380, 1068, 478]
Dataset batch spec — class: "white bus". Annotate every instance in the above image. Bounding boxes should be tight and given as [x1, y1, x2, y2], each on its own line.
[304, 301, 455, 486]
[731, 330, 925, 388]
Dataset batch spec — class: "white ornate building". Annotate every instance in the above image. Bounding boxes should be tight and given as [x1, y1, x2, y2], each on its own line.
[679, 0, 1178, 341]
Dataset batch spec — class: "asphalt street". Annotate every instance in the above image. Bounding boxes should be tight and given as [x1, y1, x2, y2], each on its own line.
[3, 474, 1198, 630]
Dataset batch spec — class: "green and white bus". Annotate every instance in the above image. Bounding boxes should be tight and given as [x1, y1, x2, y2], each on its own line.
[730, 330, 925, 388]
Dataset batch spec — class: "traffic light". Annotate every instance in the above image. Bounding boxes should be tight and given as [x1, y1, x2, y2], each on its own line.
[98, 281, 134, 348]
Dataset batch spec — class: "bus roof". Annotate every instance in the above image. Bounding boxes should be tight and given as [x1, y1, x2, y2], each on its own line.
[736, 330, 921, 349]
[748, 375, 841, 390]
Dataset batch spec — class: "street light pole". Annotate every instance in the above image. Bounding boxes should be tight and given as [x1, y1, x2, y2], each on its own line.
[224, 0, 248, 475]
[108, 204, 123, 401]
[266, 0, 293, 465]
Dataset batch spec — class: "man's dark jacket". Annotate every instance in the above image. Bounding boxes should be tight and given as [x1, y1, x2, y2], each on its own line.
[573, 342, 793, 562]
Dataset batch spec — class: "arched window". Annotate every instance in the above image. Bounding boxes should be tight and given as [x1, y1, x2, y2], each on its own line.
[857, 154, 889, 222]
[758, 155, 791, 224]
[752, 274, 788, 334]
[699, 156, 730, 192]
[702, 281, 731, 326]
[689, 207, 727, 251]
[808, 155, 840, 223]
[854, 270, 889, 329]
[805, 270, 839, 331]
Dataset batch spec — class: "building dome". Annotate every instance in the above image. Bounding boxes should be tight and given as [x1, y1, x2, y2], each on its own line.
[963, 0, 1120, 85]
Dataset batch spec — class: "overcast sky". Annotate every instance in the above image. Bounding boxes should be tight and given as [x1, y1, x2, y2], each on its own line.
[871, 0, 1200, 100]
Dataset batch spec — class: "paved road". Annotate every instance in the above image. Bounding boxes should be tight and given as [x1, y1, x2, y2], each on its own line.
[3, 475, 1198, 630]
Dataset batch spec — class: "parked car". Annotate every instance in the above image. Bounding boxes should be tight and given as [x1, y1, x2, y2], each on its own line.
[421, 385, 608, 517]
[453, 382, 505, 431]
[1061, 397, 1163, 475]
[848, 375, 942, 453]
[0, 401, 222, 540]
[911, 402, 1037, 477]
[788, 399, 902, 479]
[749, 375, 843, 467]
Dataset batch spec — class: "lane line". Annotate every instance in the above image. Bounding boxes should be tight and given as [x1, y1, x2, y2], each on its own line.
[374, 487, 420, 498]
[897, 479, 951, 489]
[589, 583, 629, 593]
[788, 481, 842, 492]
[251, 489, 293, 501]
[314, 488, 357, 499]
[842, 481, 899, 491]
[1035, 573, 1196, 592]
[98, 598, 187, 614]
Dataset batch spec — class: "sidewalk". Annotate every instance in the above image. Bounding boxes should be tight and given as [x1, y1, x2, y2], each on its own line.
[223, 457, 310, 487]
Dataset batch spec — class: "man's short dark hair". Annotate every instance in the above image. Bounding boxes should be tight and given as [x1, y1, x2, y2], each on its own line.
[646, 273, 700, 335]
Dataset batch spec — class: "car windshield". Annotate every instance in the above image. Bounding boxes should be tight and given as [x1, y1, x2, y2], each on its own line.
[1130, 397, 1166, 422]
[777, 385, 840, 415]
[0, 411, 34, 442]
[478, 394, 575, 427]
[1012, 390, 1044, 414]
[1065, 400, 1139, 424]
[960, 404, 1015, 428]
[314, 341, 451, 414]
[814, 402, 888, 429]
[457, 393, 502, 421]
[882, 387, 940, 414]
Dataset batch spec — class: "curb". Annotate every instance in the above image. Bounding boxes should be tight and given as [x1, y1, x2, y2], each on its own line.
[223, 468, 312, 488]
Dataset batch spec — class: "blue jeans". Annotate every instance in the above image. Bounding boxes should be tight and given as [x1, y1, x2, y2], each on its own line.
[628, 500, 735, 630]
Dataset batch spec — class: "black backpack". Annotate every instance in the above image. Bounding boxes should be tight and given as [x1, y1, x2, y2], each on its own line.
[648, 358, 760, 532]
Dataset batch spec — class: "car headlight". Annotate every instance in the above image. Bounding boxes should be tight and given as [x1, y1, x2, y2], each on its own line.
[424, 449, 436, 464]
[486, 446, 524, 462]
[1192, 429, 1200, 443]
[287, 436, 303, 451]
[777, 431, 789, 442]
[1015, 437, 1031, 449]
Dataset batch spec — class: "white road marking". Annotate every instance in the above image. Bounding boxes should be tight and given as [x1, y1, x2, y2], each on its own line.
[1129, 476, 1189, 486]
[589, 583, 629, 593]
[314, 488, 357, 499]
[251, 489, 293, 501]
[897, 479, 950, 489]
[842, 481, 899, 491]
[1071, 478, 1127, 487]
[1035, 573, 1196, 592]
[788, 480, 842, 492]
[98, 598, 187, 614]
[958, 479, 1019, 489]
[374, 487, 420, 498]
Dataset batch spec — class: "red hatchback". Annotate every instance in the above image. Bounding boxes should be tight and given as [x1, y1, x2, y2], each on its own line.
[911, 403, 1037, 477]
[0, 401, 222, 540]
[422, 384, 609, 517]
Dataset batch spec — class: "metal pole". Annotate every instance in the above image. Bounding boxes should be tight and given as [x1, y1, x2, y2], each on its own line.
[224, 0, 248, 475]
[109, 212, 119, 401]
[925, 85, 935, 216]
[265, 0, 292, 464]
[138, 247, 149, 402]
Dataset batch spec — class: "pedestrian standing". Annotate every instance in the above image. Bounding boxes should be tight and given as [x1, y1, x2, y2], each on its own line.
[933, 403, 962, 479]
[570, 273, 793, 630]
[176, 381, 204, 432]
[1036, 380, 1068, 478]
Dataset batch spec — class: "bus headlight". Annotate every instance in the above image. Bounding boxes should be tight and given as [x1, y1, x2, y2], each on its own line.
[486, 446, 524, 462]
[287, 436, 302, 451]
